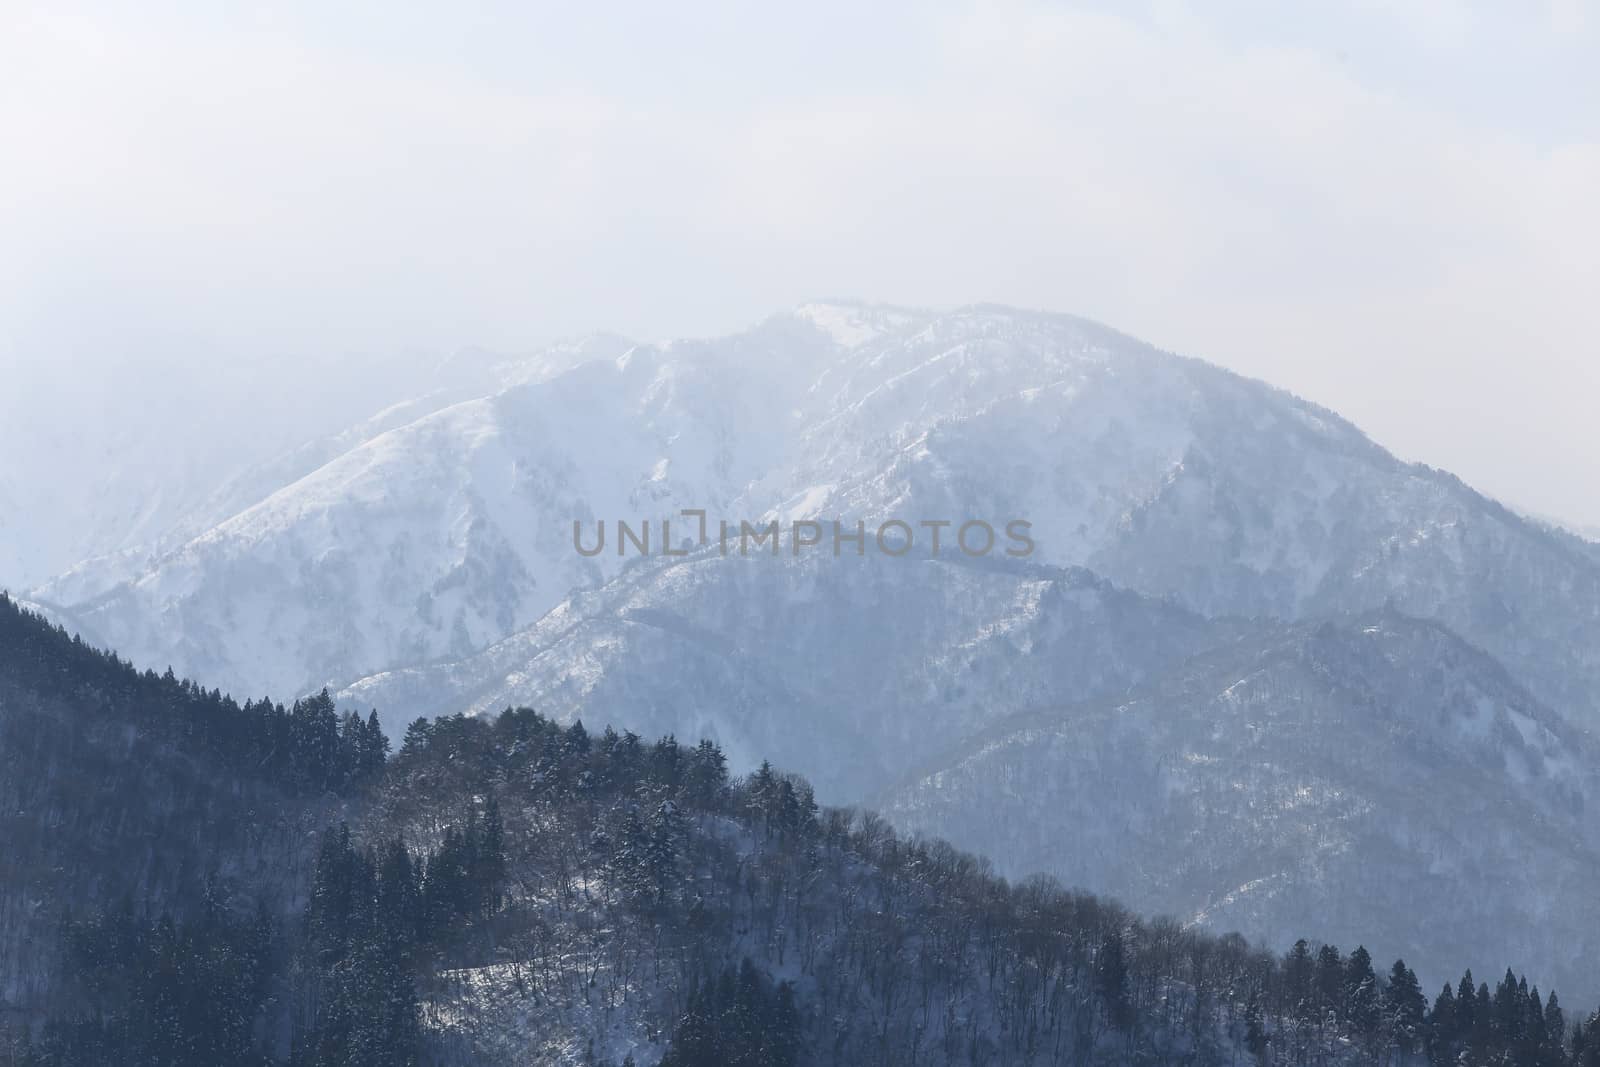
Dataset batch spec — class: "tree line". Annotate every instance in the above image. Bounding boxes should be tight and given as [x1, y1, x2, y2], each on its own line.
[8, 593, 1600, 1065]
[0, 594, 385, 795]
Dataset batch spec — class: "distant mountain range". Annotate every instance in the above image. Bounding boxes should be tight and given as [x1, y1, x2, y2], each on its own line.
[15, 594, 1564, 1066]
[18, 300, 1600, 996]
[881, 611, 1600, 999]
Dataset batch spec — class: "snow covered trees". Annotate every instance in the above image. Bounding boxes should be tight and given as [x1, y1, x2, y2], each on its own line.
[10, 587, 1598, 1067]
[659, 961, 801, 1067]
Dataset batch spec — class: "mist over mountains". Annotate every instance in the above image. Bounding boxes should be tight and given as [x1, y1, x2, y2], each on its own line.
[13, 300, 1600, 1003]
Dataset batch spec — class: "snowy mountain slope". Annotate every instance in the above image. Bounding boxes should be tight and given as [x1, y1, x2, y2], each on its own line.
[0, 345, 476, 591]
[878, 612, 1600, 1000]
[770, 307, 1600, 727]
[32, 336, 633, 608]
[1527, 511, 1600, 569]
[60, 325, 828, 697]
[33, 392, 474, 608]
[10, 591, 1425, 1067]
[339, 550, 1242, 802]
[45, 301, 1600, 734]
[1088, 435, 1600, 722]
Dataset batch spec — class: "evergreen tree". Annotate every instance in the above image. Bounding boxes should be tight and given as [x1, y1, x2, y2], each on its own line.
[1284, 939, 1315, 1023]
[747, 761, 779, 834]
[1546, 992, 1567, 1067]
[1314, 943, 1344, 1025]
[1383, 958, 1426, 1055]
[399, 718, 432, 759]
[650, 734, 684, 794]
[1527, 984, 1549, 1067]
[686, 738, 728, 808]
[645, 800, 683, 906]
[475, 793, 507, 915]
[1343, 945, 1379, 1038]
[1495, 968, 1526, 1048]
[377, 837, 421, 951]
[1473, 982, 1493, 1059]
[1428, 980, 1458, 1064]
[360, 710, 389, 779]
[1455, 970, 1477, 1037]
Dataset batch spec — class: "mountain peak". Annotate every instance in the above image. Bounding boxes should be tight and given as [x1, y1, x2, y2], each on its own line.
[789, 299, 927, 348]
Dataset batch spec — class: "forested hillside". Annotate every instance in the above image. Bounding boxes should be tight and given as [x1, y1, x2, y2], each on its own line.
[2, 594, 1597, 1066]
[0, 593, 374, 1033]
[34, 304, 1600, 1006]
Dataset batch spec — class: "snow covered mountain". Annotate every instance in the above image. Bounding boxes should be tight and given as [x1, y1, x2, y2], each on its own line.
[879, 612, 1600, 999]
[16, 596, 1497, 1066]
[1, 346, 470, 592]
[43, 302, 1600, 737]
[23, 300, 1600, 1008]
[30, 337, 631, 610]
[338, 550, 1245, 801]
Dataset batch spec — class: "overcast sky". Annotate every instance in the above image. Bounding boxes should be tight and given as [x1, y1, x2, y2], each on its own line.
[2, 1, 1597, 536]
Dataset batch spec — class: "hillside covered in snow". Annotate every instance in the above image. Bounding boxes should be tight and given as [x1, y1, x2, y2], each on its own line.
[2, 597, 1580, 1067]
[39, 303, 1600, 732]
[20, 301, 1600, 1015]
[880, 611, 1600, 1000]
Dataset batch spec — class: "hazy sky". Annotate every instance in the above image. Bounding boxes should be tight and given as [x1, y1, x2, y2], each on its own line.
[3, 1, 1598, 533]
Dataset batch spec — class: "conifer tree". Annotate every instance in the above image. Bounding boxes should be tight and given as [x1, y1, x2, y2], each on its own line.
[1383, 958, 1426, 1055]
[481, 794, 507, 910]
[1546, 992, 1568, 1067]
[1343, 945, 1379, 1038]
[1429, 981, 1458, 1063]
[1314, 944, 1344, 1024]
[1284, 939, 1315, 1023]
[399, 718, 432, 759]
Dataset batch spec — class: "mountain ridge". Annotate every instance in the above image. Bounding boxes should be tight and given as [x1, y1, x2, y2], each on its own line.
[2, 595, 1579, 1066]
[878, 608, 1600, 999]
[49, 301, 1600, 721]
